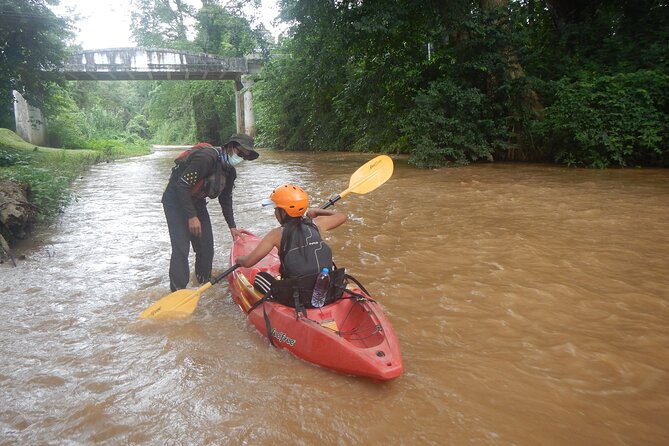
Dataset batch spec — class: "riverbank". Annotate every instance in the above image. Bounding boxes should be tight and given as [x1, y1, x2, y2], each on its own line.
[0, 128, 151, 260]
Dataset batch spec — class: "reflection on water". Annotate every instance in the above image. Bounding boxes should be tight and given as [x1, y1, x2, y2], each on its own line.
[1, 150, 668, 445]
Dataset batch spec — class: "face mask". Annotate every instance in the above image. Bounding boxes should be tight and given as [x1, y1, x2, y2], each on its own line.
[223, 152, 244, 166]
[228, 153, 244, 166]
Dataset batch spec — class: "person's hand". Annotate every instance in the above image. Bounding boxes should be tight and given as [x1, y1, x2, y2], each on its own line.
[230, 227, 242, 240]
[188, 216, 202, 237]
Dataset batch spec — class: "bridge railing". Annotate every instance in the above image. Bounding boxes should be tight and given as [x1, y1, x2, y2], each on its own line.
[58, 47, 262, 81]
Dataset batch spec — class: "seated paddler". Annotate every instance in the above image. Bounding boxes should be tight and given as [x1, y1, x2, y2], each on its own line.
[234, 184, 347, 308]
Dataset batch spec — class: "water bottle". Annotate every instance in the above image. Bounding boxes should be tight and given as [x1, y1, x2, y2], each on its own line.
[311, 267, 330, 308]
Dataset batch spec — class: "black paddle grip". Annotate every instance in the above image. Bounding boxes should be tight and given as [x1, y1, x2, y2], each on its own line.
[210, 264, 240, 285]
[322, 194, 341, 209]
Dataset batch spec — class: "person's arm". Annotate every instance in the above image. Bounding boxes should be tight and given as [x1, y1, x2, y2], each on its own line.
[218, 167, 237, 236]
[235, 227, 282, 267]
[307, 208, 347, 232]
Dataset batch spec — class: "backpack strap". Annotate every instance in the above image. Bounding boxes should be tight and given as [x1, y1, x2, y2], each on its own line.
[263, 303, 275, 347]
[248, 272, 277, 347]
[293, 289, 307, 319]
[337, 273, 376, 302]
[247, 290, 271, 314]
[343, 273, 371, 296]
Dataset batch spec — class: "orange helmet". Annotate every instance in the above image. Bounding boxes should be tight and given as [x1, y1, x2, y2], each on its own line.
[263, 184, 309, 217]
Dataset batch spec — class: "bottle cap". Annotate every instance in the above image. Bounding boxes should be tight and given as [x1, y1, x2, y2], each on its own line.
[322, 267, 329, 273]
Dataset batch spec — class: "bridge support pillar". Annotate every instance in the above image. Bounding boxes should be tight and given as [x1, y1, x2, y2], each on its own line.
[13, 91, 47, 146]
[235, 75, 255, 137]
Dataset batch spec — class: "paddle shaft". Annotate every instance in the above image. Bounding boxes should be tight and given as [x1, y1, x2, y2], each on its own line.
[321, 195, 341, 209]
[211, 263, 240, 285]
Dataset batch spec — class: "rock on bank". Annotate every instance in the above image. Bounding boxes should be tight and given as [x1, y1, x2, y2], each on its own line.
[0, 179, 35, 261]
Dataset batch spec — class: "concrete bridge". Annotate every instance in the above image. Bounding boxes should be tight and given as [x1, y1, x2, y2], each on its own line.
[15, 48, 262, 144]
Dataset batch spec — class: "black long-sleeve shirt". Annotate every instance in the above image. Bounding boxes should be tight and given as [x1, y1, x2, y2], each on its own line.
[170, 148, 237, 227]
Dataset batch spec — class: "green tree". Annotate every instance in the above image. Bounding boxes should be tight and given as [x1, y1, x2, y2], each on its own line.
[259, 0, 464, 153]
[195, 2, 262, 56]
[258, 0, 668, 167]
[0, 0, 71, 128]
[130, 0, 196, 49]
[191, 82, 236, 144]
[536, 71, 669, 167]
[144, 81, 196, 144]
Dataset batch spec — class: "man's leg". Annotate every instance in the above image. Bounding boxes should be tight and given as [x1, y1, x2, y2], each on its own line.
[163, 196, 191, 291]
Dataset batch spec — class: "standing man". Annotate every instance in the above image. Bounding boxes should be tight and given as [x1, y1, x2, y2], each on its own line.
[162, 134, 259, 291]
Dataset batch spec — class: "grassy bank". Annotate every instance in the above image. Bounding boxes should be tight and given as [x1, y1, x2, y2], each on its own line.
[0, 128, 151, 222]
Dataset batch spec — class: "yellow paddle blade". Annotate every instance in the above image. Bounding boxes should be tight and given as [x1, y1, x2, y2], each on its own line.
[343, 155, 394, 198]
[139, 284, 210, 320]
[139, 265, 238, 321]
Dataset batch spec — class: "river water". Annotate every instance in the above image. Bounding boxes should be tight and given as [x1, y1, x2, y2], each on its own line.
[1, 149, 668, 445]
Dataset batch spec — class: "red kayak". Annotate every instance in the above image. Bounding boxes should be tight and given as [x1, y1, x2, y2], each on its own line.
[228, 230, 403, 380]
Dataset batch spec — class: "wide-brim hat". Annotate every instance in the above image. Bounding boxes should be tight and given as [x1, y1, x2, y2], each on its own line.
[228, 133, 259, 160]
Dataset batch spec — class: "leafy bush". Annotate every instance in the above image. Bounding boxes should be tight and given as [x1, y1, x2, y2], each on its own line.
[126, 114, 150, 138]
[536, 70, 669, 167]
[81, 134, 149, 157]
[44, 84, 151, 150]
[80, 105, 125, 139]
[147, 82, 196, 145]
[6, 166, 71, 220]
[400, 79, 508, 167]
[1, 148, 99, 220]
[191, 81, 236, 145]
[43, 89, 89, 149]
[151, 118, 196, 145]
[0, 149, 29, 167]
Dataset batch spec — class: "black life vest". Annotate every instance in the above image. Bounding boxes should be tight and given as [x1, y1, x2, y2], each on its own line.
[279, 222, 333, 278]
[171, 143, 226, 199]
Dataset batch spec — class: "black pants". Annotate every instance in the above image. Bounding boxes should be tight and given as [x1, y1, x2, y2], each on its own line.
[162, 188, 213, 292]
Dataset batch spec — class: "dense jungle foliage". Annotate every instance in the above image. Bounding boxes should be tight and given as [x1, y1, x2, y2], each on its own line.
[1, 0, 668, 168]
[256, 0, 669, 167]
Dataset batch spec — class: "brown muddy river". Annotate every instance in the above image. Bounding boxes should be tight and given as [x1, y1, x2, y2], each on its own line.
[1, 149, 668, 445]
